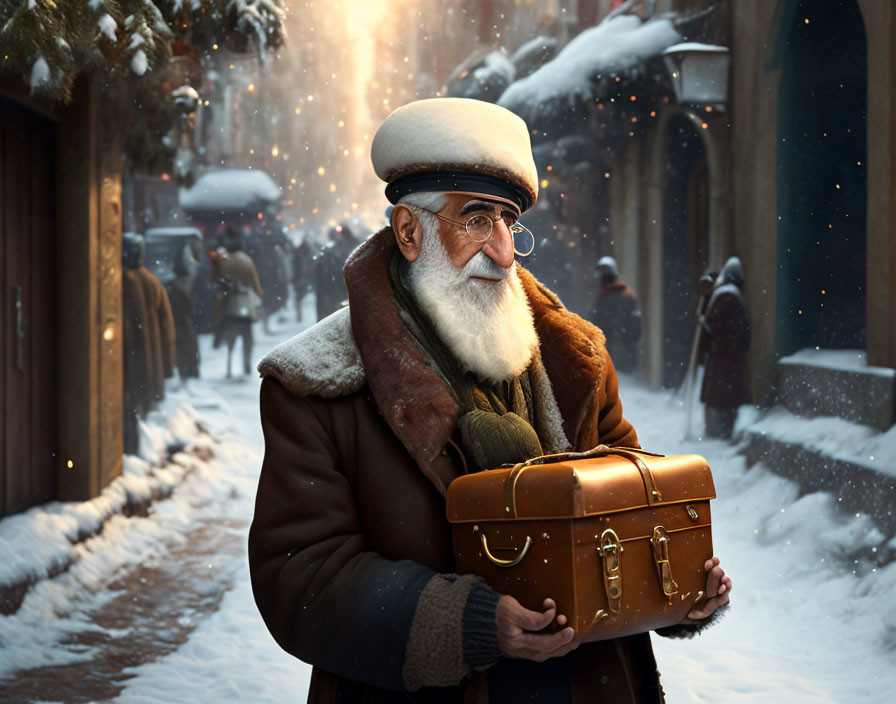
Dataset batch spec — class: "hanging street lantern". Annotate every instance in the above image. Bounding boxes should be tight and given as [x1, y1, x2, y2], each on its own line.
[662, 42, 731, 109]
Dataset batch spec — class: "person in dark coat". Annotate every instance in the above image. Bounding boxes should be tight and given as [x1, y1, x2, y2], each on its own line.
[131, 235, 177, 406]
[292, 236, 314, 321]
[592, 256, 642, 374]
[122, 232, 152, 454]
[249, 98, 731, 704]
[167, 238, 201, 385]
[211, 227, 264, 378]
[252, 224, 293, 334]
[699, 256, 751, 439]
[313, 225, 358, 322]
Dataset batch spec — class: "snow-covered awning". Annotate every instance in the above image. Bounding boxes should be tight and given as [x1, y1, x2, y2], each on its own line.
[498, 14, 682, 138]
[509, 35, 559, 79]
[179, 169, 281, 217]
[444, 49, 515, 102]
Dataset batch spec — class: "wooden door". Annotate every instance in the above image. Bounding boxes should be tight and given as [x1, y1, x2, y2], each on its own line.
[1, 101, 58, 517]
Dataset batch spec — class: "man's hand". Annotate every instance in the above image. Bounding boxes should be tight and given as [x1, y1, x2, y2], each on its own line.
[496, 596, 579, 662]
[684, 556, 731, 622]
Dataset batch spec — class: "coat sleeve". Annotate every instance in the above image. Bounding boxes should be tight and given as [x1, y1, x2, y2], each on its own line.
[596, 352, 640, 449]
[248, 377, 502, 693]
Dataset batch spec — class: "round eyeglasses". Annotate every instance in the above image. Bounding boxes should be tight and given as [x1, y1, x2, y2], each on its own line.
[420, 208, 536, 257]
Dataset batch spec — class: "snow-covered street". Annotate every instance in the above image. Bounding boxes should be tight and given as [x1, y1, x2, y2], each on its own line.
[1, 295, 894, 703]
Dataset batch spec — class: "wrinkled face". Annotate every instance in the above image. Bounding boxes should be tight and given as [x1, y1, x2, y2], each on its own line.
[403, 193, 539, 383]
[432, 193, 520, 273]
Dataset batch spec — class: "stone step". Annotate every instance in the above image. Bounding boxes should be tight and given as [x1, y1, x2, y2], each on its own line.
[743, 409, 896, 538]
[777, 348, 896, 431]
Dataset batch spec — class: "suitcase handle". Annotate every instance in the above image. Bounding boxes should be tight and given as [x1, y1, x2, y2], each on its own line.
[480, 533, 533, 568]
[505, 445, 666, 516]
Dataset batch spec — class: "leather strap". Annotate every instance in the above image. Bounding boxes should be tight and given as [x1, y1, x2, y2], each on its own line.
[504, 445, 666, 517]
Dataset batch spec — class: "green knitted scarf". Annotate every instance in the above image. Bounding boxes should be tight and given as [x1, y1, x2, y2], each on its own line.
[389, 254, 543, 471]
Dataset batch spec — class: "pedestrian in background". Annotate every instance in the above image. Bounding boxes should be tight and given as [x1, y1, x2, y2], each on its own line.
[131, 234, 177, 404]
[121, 232, 152, 454]
[168, 237, 201, 387]
[292, 235, 315, 321]
[313, 224, 358, 322]
[592, 255, 642, 374]
[211, 226, 263, 378]
[699, 256, 751, 439]
[251, 222, 293, 334]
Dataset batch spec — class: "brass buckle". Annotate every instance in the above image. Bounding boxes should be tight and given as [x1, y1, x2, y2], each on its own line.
[650, 525, 679, 603]
[596, 528, 623, 614]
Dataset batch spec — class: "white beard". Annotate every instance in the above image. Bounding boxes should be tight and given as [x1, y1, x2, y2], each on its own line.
[408, 218, 539, 384]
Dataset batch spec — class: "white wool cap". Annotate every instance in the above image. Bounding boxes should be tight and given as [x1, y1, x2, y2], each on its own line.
[371, 98, 539, 212]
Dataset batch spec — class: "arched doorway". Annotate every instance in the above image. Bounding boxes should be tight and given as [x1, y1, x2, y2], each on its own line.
[662, 115, 710, 388]
[776, 0, 867, 355]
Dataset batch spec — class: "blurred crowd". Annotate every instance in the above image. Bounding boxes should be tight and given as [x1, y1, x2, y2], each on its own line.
[120, 218, 369, 453]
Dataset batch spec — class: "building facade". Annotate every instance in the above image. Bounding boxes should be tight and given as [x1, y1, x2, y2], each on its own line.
[1, 74, 125, 517]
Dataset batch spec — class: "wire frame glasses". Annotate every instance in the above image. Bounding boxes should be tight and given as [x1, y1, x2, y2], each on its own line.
[423, 209, 536, 257]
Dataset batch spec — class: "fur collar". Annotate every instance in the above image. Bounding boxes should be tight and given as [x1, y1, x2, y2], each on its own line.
[259, 227, 612, 491]
[257, 306, 364, 398]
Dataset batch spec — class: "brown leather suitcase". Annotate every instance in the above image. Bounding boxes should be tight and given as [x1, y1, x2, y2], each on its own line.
[446, 445, 716, 642]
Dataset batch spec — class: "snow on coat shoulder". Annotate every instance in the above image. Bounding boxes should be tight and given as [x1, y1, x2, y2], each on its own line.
[257, 306, 365, 398]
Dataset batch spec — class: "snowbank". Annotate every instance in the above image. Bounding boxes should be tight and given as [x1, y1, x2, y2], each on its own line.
[0, 404, 211, 612]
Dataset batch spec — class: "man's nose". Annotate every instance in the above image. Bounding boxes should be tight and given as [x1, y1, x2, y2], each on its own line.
[481, 219, 515, 270]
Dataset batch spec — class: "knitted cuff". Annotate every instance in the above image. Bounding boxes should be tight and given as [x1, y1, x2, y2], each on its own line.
[654, 603, 730, 640]
[462, 583, 503, 669]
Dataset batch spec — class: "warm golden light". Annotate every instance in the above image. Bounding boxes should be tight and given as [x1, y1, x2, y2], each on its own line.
[271, 145, 280, 157]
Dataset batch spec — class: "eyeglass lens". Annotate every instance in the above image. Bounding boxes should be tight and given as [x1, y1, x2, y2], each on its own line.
[465, 214, 493, 242]
[511, 223, 535, 257]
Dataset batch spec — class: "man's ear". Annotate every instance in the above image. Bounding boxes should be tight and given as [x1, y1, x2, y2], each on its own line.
[391, 204, 424, 262]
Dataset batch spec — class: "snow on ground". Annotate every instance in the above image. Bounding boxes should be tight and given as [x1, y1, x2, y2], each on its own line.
[2, 292, 895, 702]
[107, 301, 316, 702]
[618, 375, 896, 703]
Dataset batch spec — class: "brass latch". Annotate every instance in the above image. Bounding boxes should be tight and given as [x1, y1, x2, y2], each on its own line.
[650, 525, 679, 603]
[596, 529, 623, 614]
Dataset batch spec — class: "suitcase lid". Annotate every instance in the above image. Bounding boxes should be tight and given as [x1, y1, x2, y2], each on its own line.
[446, 447, 716, 522]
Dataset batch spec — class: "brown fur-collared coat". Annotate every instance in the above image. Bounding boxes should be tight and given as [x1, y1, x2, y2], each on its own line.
[249, 228, 700, 704]
[133, 266, 176, 405]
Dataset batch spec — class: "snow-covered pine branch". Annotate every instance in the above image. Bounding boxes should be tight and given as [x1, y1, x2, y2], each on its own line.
[0, 0, 286, 103]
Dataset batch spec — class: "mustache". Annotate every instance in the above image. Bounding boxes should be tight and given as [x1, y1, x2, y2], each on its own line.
[460, 251, 512, 281]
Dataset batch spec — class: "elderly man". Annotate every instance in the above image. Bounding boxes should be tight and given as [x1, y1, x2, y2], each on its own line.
[249, 98, 730, 703]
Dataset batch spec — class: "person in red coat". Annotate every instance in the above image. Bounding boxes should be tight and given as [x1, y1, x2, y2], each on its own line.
[699, 256, 751, 439]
